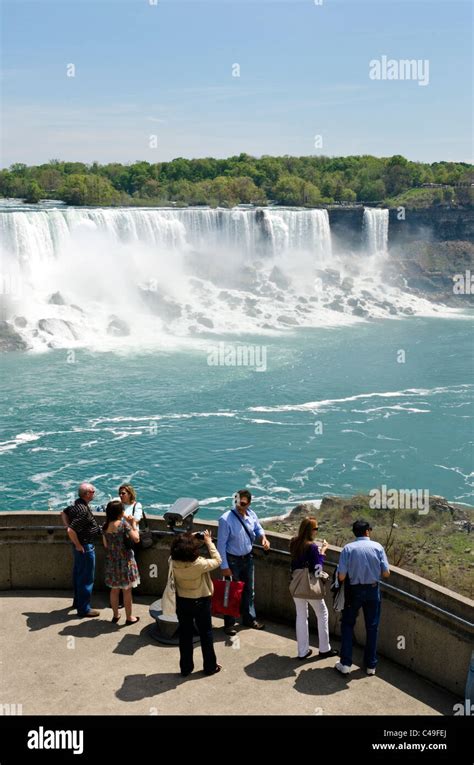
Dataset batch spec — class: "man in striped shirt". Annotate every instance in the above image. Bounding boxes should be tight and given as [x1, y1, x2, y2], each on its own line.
[60, 483, 102, 617]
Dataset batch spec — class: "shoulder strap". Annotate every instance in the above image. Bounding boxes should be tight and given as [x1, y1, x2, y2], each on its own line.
[134, 502, 148, 528]
[231, 509, 254, 544]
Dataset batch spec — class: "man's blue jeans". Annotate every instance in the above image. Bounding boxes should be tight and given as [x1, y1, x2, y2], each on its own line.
[224, 553, 256, 628]
[340, 583, 381, 670]
[72, 544, 96, 616]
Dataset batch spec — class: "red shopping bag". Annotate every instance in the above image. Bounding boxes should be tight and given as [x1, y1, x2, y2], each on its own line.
[212, 577, 245, 618]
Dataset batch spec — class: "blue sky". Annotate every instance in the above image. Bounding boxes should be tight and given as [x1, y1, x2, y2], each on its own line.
[1, 0, 472, 167]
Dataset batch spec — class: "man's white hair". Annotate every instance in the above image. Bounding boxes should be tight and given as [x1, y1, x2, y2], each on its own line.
[78, 482, 95, 498]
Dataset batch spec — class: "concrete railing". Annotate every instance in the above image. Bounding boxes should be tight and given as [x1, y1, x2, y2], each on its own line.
[1, 511, 473, 697]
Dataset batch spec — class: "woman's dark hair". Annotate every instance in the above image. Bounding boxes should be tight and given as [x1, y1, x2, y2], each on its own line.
[170, 532, 200, 562]
[289, 516, 318, 561]
[102, 500, 124, 533]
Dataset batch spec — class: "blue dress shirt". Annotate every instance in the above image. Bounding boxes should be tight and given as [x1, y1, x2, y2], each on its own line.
[217, 507, 265, 569]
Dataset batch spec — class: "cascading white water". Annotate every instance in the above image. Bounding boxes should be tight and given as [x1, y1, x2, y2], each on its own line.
[0, 206, 332, 261]
[0, 203, 447, 351]
[363, 207, 389, 255]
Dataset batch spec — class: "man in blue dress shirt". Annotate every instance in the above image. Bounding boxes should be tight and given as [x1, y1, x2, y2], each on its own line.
[335, 519, 390, 676]
[217, 489, 270, 635]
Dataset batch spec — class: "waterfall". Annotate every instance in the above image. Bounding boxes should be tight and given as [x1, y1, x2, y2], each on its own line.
[0, 206, 332, 262]
[363, 207, 389, 255]
[1, 202, 442, 352]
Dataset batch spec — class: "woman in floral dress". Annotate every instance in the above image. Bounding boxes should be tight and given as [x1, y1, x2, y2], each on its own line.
[102, 500, 141, 625]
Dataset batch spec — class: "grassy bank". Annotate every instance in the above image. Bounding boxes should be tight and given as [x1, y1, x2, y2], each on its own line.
[263, 495, 474, 599]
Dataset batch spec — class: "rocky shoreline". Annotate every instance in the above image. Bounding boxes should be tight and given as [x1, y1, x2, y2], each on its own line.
[262, 494, 474, 537]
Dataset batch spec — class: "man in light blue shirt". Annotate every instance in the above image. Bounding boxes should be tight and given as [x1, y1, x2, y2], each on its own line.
[217, 489, 270, 635]
[335, 519, 390, 676]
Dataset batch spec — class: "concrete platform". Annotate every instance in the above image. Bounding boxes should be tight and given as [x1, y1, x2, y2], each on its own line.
[0, 591, 457, 716]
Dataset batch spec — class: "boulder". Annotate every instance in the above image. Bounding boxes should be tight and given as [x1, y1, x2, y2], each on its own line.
[107, 316, 130, 337]
[0, 320, 28, 352]
[269, 266, 290, 289]
[38, 318, 78, 341]
[195, 315, 214, 329]
[286, 502, 321, 521]
[315, 269, 341, 286]
[140, 288, 182, 321]
[14, 316, 27, 328]
[341, 277, 354, 292]
[277, 315, 298, 325]
[48, 291, 66, 305]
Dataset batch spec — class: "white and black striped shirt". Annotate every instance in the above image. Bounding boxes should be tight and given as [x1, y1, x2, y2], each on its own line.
[64, 499, 101, 545]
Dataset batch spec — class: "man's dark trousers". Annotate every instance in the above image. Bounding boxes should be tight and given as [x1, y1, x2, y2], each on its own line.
[224, 552, 256, 628]
[340, 583, 381, 670]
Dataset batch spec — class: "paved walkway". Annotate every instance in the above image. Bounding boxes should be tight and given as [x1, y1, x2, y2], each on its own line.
[0, 591, 457, 716]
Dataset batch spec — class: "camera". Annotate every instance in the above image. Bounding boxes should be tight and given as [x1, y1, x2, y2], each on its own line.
[194, 531, 205, 540]
[164, 497, 199, 533]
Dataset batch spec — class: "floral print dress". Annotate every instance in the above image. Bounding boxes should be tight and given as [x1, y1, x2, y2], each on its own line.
[104, 518, 140, 589]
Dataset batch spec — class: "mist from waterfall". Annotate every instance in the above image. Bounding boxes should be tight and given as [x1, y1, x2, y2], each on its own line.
[0, 204, 449, 351]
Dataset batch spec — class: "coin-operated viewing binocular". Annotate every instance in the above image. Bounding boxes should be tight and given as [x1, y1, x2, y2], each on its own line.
[163, 497, 199, 533]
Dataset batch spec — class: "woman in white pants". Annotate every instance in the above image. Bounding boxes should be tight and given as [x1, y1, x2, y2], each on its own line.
[290, 517, 338, 660]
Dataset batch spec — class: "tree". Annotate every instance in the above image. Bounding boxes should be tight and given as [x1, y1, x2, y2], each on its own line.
[24, 181, 43, 203]
[127, 161, 151, 194]
[230, 176, 266, 204]
[36, 167, 62, 194]
[140, 179, 161, 198]
[384, 155, 413, 195]
[0, 170, 14, 197]
[58, 174, 119, 205]
[341, 187, 357, 203]
[273, 175, 305, 205]
[359, 179, 386, 202]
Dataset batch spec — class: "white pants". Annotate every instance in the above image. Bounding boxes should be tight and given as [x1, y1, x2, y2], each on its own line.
[293, 597, 331, 657]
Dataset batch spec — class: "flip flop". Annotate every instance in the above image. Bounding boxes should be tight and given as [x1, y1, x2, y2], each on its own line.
[125, 616, 140, 625]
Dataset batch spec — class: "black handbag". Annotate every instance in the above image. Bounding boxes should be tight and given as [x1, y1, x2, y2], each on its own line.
[135, 506, 154, 550]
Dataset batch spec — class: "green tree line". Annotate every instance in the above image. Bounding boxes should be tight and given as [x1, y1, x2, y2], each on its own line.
[0, 154, 472, 208]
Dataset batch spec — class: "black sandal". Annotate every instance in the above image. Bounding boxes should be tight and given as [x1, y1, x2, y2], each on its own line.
[111, 615, 120, 623]
[205, 664, 222, 675]
[125, 616, 140, 625]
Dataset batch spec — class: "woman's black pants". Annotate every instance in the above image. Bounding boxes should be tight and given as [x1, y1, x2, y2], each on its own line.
[176, 595, 217, 675]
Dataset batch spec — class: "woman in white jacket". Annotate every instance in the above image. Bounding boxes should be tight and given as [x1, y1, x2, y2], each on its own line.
[171, 530, 222, 677]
